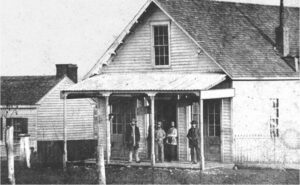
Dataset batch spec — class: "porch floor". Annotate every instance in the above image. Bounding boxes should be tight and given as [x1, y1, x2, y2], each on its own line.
[82, 159, 234, 170]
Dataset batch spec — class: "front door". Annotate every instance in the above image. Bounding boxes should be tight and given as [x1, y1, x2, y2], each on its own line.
[204, 100, 221, 161]
[111, 98, 135, 159]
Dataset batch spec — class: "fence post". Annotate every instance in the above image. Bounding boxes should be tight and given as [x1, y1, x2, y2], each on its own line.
[6, 126, 15, 185]
[98, 145, 106, 185]
[19, 134, 31, 168]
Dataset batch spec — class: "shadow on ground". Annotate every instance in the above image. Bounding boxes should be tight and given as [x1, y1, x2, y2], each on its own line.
[1, 160, 299, 184]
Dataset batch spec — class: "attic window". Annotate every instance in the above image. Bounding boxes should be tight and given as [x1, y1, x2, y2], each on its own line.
[151, 22, 170, 67]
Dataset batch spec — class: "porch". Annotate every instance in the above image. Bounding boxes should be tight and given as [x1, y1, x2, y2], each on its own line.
[81, 159, 234, 170]
[62, 73, 235, 170]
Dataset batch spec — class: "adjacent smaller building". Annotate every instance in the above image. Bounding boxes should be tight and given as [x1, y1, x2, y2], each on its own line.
[1, 64, 96, 162]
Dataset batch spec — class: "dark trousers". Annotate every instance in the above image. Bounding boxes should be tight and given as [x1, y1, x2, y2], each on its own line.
[190, 145, 200, 162]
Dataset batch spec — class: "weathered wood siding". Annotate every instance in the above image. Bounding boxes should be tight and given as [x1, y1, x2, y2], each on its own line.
[177, 101, 189, 161]
[97, 97, 109, 151]
[232, 80, 300, 163]
[102, 7, 221, 74]
[37, 77, 95, 141]
[221, 98, 232, 162]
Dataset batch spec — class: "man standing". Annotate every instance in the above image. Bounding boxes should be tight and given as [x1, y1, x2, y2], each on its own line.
[125, 118, 140, 163]
[155, 121, 166, 162]
[187, 120, 200, 164]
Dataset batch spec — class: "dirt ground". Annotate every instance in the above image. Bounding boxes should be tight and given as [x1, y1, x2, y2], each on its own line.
[1, 161, 299, 184]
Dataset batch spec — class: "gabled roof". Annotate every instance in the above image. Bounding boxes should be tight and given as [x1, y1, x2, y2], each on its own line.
[0, 76, 62, 106]
[85, 0, 299, 80]
[155, 0, 299, 79]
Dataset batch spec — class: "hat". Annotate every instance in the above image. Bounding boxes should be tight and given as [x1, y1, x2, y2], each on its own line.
[191, 120, 198, 125]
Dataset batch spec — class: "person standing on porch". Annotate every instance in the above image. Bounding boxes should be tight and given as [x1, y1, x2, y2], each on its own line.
[125, 118, 141, 163]
[187, 120, 200, 164]
[155, 121, 166, 162]
[166, 121, 178, 161]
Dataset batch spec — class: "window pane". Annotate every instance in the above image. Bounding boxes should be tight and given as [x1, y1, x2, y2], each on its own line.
[113, 124, 117, 134]
[209, 114, 214, 126]
[215, 125, 220, 136]
[209, 126, 214, 136]
[215, 115, 220, 125]
[117, 124, 123, 134]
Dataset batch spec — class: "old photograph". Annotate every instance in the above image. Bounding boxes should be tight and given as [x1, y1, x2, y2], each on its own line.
[1, 0, 299, 184]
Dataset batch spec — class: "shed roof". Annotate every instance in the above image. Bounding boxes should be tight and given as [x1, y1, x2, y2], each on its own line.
[1, 76, 61, 106]
[155, 0, 299, 78]
[65, 73, 226, 92]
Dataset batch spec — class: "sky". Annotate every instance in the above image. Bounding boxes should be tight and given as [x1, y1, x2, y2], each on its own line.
[1, 0, 299, 80]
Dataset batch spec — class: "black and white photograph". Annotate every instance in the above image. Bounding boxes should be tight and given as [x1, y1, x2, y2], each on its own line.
[1, 0, 299, 184]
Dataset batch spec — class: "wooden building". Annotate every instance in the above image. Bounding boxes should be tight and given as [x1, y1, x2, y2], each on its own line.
[62, 0, 300, 168]
[1, 64, 96, 161]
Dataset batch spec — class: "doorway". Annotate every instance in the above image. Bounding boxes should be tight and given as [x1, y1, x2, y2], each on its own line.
[110, 98, 135, 159]
[155, 97, 178, 161]
[203, 99, 221, 161]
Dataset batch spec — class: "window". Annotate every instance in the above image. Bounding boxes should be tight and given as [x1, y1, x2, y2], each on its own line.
[191, 100, 221, 137]
[0, 118, 3, 141]
[270, 98, 279, 138]
[6, 118, 28, 140]
[204, 100, 221, 137]
[152, 22, 170, 66]
[111, 101, 135, 134]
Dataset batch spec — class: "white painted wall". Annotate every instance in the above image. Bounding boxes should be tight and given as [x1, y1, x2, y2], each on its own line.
[232, 80, 300, 163]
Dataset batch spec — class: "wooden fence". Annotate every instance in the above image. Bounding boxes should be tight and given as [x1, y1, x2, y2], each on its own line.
[233, 134, 299, 164]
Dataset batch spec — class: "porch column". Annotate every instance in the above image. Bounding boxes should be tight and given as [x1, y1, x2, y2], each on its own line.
[148, 93, 156, 165]
[103, 93, 111, 164]
[62, 93, 68, 170]
[198, 93, 205, 170]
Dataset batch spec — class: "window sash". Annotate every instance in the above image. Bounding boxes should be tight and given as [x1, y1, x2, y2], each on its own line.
[151, 23, 170, 66]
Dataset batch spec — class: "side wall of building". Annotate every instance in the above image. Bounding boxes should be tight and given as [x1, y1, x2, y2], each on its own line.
[37, 78, 96, 141]
[232, 80, 300, 163]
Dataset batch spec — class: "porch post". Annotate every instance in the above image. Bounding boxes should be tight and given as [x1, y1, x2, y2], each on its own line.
[62, 93, 68, 170]
[199, 92, 205, 170]
[104, 93, 111, 164]
[148, 93, 156, 165]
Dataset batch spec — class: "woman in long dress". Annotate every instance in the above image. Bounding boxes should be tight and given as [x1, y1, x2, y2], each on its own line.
[166, 121, 177, 161]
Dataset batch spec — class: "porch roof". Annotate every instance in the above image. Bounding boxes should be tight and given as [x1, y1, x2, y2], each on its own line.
[64, 73, 227, 93]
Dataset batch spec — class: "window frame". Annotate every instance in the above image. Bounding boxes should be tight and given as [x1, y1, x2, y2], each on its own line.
[270, 98, 279, 138]
[150, 21, 171, 68]
[6, 117, 28, 141]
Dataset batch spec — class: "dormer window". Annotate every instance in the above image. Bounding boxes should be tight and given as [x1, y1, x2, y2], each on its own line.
[151, 22, 170, 67]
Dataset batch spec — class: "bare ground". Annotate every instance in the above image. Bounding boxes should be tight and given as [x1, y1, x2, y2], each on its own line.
[1, 160, 299, 184]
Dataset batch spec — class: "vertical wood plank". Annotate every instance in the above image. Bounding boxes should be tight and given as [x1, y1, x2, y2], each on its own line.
[63, 94, 67, 170]
[149, 95, 155, 165]
[199, 95, 205, 170]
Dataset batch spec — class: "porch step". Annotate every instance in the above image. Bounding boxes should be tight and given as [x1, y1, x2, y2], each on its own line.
[82, 159, 234, 170]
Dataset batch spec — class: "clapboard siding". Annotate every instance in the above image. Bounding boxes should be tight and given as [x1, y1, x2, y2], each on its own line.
[102, 7, 221, 74]
[37, 77, 95, 141]
[221, 98, 232, 162]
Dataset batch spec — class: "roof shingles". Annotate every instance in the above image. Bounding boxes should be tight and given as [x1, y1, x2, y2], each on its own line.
[1, 76, 61, 105]
[155, 0, 299, 78]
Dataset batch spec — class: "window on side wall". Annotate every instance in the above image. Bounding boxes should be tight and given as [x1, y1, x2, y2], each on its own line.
[6, 118, 28, 141]
[270, 98, 279, 138]
[151, 22, 170, 67]
[205, 100, 221, 137]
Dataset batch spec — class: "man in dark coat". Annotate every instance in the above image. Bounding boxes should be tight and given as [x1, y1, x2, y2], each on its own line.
[125, 118, 140, 163]
[187, 120, 200, 164]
